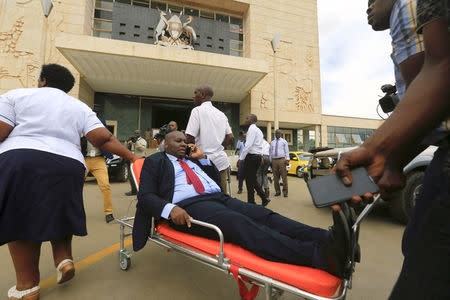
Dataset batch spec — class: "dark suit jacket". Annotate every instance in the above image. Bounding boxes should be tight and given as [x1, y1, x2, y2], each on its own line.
[132, 151, 221, 251]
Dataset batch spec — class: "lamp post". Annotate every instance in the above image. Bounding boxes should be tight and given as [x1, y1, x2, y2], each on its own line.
[40, 0, 53, 64]
[271, 33, 280, 131]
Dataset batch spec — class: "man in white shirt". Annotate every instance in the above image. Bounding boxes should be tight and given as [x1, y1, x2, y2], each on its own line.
[257, 137, 271, 197]
[269, 129, 290, 197]
[186, 84, 234, 194]
[237, 114, 270, 206]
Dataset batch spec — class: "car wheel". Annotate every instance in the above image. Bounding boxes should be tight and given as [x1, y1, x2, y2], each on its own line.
[390, 171, 424, 224]
[115, 163, 129, 182]
[296, 167, 303, 178]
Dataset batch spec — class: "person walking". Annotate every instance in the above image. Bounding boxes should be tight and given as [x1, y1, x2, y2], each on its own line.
[186, 84, 234, 194]
[82, 136, 115, 223]
[125, 129, 147, 196]
[235, 131, 246, 194]
[0, 64, 139, 300]
[269, 129, 290, 197]
[257, 136, 270, 197]
[237, 114, 270, 206]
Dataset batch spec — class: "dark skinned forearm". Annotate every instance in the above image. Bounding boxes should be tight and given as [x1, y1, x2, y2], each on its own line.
[222, 133, 234, 148]
[0, 121, 13, 143]
[86, 127, 134, 161]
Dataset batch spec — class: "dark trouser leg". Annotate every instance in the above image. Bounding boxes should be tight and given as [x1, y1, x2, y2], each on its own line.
[175, 197, 327, 267]
[280, 162, 288, 194]
[237, 163, 245, 190]
[244, 155, 266, 204]
[389, 145, 450, 300]
[273, 159, 281, 194]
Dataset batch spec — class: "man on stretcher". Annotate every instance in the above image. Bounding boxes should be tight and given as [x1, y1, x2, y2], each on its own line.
[132, 131, 354, 278]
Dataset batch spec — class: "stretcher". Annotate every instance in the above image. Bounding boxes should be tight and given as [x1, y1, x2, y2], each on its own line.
[116, 158, 379, 300]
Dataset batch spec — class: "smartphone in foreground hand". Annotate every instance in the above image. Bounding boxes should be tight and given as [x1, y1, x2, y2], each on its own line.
[307, 167, 378, 208]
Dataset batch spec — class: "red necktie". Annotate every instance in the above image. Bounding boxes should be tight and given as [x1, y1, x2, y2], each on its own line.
[177, 158, 205, 194]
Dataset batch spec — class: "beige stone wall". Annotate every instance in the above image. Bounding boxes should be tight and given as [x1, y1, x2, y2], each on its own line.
[242, 0, 322, 126]
[0, 0, 95, 105]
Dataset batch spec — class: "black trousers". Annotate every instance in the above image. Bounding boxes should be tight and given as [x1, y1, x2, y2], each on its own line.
[244, 154, 267, 204]
[171, 193, 327, 268]
[389, 144, 450, 300]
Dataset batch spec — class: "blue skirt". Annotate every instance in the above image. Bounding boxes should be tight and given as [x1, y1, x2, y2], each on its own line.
[0, 149, 87, 245]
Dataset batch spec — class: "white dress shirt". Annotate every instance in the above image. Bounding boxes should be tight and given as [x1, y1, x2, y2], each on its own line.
[185, 101, 232, 171]
[0, 87, 104, 166]
[269, 137, 290, 161]
[262, 140, 270, 156]
[239, 124, 263, 160]
[161, 153, 221, 219]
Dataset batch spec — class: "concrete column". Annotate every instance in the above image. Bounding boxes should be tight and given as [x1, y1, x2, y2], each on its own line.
[321, 124, 328, 147]
[315, 125, 320, 148]
[267, 122, 272, 142]
[303, 129, 309, 151]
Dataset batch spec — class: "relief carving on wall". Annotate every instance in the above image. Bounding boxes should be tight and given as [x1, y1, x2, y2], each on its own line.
[257, 44, 316, 113]
[294, 81, 314, 113]
[0, 17, 40, 90]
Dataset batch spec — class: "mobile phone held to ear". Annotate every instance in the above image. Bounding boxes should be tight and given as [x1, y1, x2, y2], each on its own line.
[307, 167, 379, 208]
[185, 146, 192, 157]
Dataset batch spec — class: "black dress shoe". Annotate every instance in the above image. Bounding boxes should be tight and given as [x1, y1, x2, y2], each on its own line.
[262, 198, 271, 207]
[318, 209, 351, 278]
[125, 191, 137, 196]
[283, 193, 288, 198]
[105, 214, 115, 223]
[274, 192, 281, 196]
[237, 189, 243, 194]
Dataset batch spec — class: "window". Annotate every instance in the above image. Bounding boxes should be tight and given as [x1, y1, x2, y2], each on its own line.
[168, 4, 182, 13]
[116, 0, 131, 4]
[299, 154, 312, 160]
[216, 14, 229, 22]
[200, 10, 214, 19]
[94, 20, 112, 31]
[151, 1, 166, 10]
[134, 25, 140, 29]
[93, 30, 112, 38]
[284, 133, 292, 143]
[95, 0, 113, 10]
[335, 133, 347, 144]
[94, 9, 112, 20]
[185, 7, 199, 17]
[289, 153, 298, 161]
[352, 134, 362, 144]
[133, 0, 149, 7]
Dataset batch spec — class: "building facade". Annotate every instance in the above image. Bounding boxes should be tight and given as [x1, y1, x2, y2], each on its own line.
[0, 0, 382, 150]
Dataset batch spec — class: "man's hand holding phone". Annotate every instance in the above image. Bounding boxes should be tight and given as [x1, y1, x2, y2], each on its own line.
[186, 144, 206, 160]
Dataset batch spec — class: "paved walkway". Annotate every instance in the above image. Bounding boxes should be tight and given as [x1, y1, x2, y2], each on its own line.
[0, 176, 405, 299]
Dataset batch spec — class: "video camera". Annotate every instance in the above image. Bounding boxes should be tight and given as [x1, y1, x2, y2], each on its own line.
[379, 84, 399, 113]
[154, 124, 171, 141]
[127, 136, 138, 143]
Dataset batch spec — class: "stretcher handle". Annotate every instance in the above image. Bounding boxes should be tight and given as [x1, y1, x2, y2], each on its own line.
[352, 194, 381, 231]
[190, 218, 226, 265]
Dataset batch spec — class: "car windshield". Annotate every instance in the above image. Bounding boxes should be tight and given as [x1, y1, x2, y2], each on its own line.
[299, 154, 312, 160]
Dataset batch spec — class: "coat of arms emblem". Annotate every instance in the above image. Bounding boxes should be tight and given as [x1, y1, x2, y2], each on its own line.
[154, 9, 197, 49]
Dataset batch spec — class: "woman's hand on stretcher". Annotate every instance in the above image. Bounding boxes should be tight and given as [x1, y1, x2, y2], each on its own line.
[170, 206, 192, 227]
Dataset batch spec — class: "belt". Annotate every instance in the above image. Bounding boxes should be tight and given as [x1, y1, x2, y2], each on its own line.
[272, 157, 285, 160]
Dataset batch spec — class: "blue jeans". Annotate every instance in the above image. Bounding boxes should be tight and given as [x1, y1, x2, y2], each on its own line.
[390, 143, 450, 299]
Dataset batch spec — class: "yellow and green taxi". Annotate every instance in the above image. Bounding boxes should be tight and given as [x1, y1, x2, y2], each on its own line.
[288, 152, 313, 177]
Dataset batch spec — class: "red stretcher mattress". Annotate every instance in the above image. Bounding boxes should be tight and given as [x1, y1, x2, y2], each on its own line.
[133, 159, 342, 298]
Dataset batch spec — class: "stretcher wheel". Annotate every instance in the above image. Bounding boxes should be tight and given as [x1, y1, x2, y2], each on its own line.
[119, 252, 131, 271]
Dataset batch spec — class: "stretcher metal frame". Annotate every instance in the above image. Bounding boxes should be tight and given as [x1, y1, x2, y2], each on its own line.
[116, 161, 380, 300]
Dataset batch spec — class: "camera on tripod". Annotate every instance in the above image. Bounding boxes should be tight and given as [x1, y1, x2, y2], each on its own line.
[379, 84, 399, 113]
